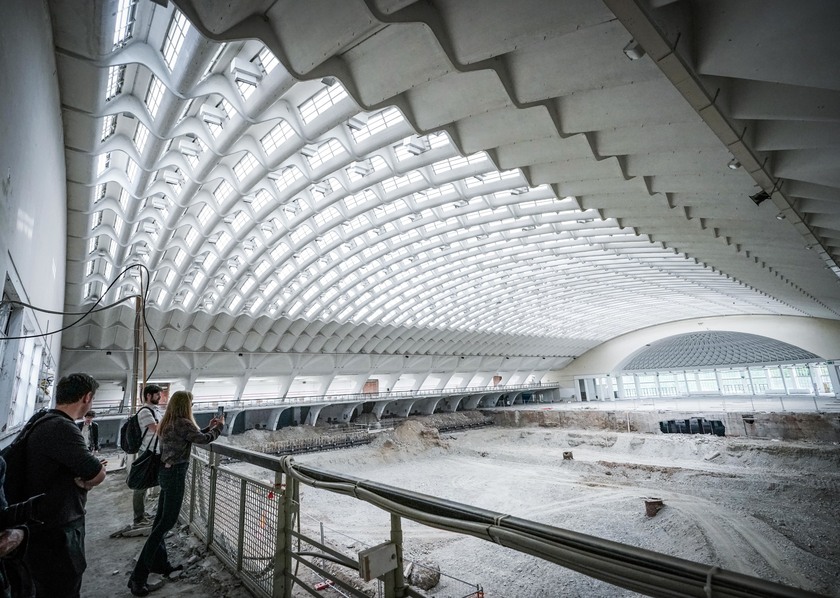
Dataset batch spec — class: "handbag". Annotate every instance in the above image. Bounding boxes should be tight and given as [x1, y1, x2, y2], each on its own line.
[126, 437, 160, 490]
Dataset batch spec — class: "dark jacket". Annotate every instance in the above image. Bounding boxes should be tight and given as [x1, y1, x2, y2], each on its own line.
[75, 421, 100, 452]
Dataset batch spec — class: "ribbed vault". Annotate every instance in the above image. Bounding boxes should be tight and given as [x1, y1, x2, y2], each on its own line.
[49, 0, 840, 381]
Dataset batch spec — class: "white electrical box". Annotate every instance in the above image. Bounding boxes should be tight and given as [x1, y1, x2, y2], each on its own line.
[358, 542, 397, 582]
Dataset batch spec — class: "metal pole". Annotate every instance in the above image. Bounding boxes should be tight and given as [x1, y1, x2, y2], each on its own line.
[236, 478, 247, 572]
[273, 472, 294, 598]
[390, 514, 406, 598]
[206, 451, 219, 549]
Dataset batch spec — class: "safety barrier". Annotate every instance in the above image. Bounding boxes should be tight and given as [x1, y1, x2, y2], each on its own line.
[184, 442, 823, 598]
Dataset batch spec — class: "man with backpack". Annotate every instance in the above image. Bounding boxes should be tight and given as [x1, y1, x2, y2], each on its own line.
[15, 373, 106, 597]
[132, 385, 163, 526]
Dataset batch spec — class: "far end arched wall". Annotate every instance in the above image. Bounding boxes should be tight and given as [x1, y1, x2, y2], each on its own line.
[546, 316, 840, 381]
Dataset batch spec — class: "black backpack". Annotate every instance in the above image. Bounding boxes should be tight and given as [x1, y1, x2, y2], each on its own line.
[1, 409, 59, 504]
[119, 406, 154, 454]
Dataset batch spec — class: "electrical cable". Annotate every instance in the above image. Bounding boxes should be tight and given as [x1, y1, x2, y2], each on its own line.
[0, 264, 142, 341]
[0, 263, 160, 387]
[1, 295, 143, 316]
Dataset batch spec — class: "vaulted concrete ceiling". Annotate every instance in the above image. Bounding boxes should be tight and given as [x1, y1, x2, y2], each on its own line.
[52, 0, 840, 380]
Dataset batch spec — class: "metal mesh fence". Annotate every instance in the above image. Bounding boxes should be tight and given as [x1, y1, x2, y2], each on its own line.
[183, 454, 281, 597]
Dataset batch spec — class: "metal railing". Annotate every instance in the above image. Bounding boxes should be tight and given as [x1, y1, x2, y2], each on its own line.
[184, 443, 824, 598]
[95, 382, 558, 416]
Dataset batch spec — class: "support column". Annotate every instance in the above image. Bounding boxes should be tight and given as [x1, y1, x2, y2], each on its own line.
[779, 365, 790, 395]
[616, 375, 626, 400]
[827, 363, 840, 396]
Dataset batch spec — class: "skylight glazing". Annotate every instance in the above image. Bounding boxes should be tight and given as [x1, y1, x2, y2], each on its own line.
[77, 7, 803, 349]
[112, 0, 136, 48]
[161, 10, 190, 71]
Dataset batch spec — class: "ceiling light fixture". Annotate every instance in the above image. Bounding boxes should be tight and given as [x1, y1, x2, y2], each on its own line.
[749, 190, 770, 206]
[727, 158, 741, 170]
[775, 213, 785, 220]
[622, 39, 645, 60]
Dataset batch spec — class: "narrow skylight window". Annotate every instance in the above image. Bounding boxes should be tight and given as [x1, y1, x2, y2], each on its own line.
[233, 152, 260, 181]
[112, 0, 137, 48]
[90, 211, 103, 232]
[197, 204, 214, 226]
[126, 159, 138, 182]
[432, 152, 488, 175]
[213, 231, 231, 251]
[105, 65, 126, 102]
[260, 120, 295, 154]
[230, 211, 249, 232]
[202, 43, 227, 80]
[257, 47, 279, 74]
[380, 171, 424, 194]
[313, 205, 341, 228]
[97, 153, 111, 176]
[173, 249, 186, 267]
[145, 76, 165, 119]
[268, 166, 302, 194]
[185, 227, 199, 247]
[250, 189, 273, 213]
[237, 80, 256, 100]
[213, 180, 235, 204]
[133, 122, 150, 154]
[161, 10, 191, 71]
[298, 82, 349, 125]
[350, 107, 405, 143]
[101, 114, 117, 142]
[307, 139, 347, 169]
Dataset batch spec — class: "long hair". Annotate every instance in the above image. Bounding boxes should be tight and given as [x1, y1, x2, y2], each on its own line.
[159, 390, 196, 435]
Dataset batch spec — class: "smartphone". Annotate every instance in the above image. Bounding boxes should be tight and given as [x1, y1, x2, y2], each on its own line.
[216, 406, 225, 418]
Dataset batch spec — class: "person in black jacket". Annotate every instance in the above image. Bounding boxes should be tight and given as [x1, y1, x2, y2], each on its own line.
[76, 410, 100, 453]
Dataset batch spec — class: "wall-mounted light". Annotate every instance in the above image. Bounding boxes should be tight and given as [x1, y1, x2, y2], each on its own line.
[727, 158, 741, 170]
[623, 39, 645, 60]
[749, 190, 770, 206]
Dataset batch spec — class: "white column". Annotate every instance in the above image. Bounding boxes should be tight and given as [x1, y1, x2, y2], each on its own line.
[779, 365, 790, 395]
[827, 363, 840, 396]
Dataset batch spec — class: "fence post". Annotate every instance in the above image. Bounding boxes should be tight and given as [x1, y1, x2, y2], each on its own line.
[390, 514, 406, 598]
[236, 478, 247, 572]
[188, 458, 198, 525]
[206, 450, 219, 548]
[272, 471, 294, 597]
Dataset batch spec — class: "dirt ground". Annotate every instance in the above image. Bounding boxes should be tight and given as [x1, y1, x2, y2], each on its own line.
[84, 414, 840, 597]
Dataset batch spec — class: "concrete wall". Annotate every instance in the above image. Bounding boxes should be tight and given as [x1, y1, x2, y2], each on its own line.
[0, 0, 67, 431]
[486, 409, 840, 443]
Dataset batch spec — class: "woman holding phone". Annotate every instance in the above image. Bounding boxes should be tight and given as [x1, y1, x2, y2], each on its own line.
[128, 390, 224, 596]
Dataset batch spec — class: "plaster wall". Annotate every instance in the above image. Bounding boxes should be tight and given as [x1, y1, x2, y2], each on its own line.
[546, 316, 840, 387]
[0, 2, 66, 380]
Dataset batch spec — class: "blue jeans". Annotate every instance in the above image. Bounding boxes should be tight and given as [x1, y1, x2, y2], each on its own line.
[131, 462, 189, 584]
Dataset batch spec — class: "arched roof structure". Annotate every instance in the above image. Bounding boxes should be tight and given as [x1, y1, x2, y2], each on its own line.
[47, 0, 840, 383]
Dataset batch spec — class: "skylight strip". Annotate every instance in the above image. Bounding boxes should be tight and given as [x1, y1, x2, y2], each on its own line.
[133, 122, 150, 154]
[299, 82, 350, 125]
[145, 76, 165, 119]
[105, 65, 126, 102]
[162, 10, 191, 71]
[112, 0, 136, 48]
[260, 120, 295, 154]
[307, 139, 347, 169]
[101, 114, 117, 142]
[233, 152, 260, 181]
